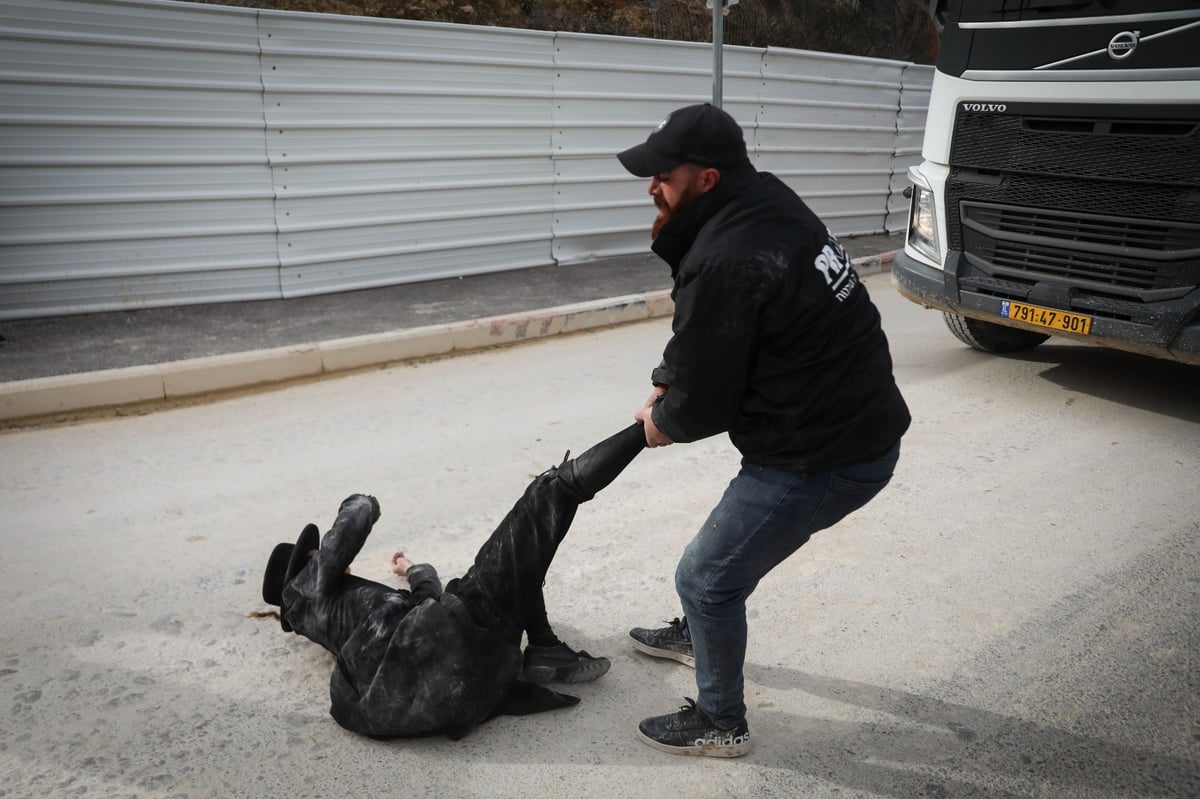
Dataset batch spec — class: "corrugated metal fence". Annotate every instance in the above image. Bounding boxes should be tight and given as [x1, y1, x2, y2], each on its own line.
[0, 0, 931, 320]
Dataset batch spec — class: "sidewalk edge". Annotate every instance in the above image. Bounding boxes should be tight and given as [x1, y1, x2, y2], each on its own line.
[0, 255, 893, 426]
[0, 290, 675, 425]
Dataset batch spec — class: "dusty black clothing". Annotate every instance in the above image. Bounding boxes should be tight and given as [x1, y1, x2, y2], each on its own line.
[648, 163, 911, 472]
[278, 423, 646, 740]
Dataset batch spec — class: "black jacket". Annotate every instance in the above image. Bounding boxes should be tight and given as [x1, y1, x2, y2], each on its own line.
[284, 560, 526, 739]
[649, 164, 910, 471]
[321, 564, 528, 740]
[283, 475, 590, 741]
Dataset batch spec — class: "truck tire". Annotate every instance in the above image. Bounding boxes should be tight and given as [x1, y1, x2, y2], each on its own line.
[942, 312, 1049, 354]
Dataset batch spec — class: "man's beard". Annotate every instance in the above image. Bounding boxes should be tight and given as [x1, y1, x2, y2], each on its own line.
[651, 181, 701, 239]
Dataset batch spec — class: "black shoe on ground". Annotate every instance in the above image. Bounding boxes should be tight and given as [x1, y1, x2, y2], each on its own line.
[637, 698, 752, 758]
[523, 642, 611, 684]
[629, 617, 695, 667]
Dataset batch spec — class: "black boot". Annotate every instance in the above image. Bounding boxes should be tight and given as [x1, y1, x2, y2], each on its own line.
[314, 494, 381, 595]
[557, 422, 647, 502]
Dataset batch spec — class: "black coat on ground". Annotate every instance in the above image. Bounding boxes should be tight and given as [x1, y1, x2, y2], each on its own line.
[277, 423, 646, 739]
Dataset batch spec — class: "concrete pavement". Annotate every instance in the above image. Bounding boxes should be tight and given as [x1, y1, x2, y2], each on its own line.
[2, 275, 1196, 798]
[0, 233, 901, 425]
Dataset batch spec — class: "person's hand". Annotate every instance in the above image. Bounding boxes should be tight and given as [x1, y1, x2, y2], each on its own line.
[635, 385, 673, 447]
[635, 403, 674, 448]
[390, 551, 413, 577]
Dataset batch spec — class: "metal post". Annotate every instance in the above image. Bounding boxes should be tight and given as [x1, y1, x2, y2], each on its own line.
[712, 0, 723, 107]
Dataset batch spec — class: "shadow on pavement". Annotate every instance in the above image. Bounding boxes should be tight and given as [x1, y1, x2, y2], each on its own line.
[1005, 343, 1198, 424]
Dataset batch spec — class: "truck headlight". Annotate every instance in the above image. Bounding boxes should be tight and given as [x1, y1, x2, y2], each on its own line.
[906, 172, 940, 264]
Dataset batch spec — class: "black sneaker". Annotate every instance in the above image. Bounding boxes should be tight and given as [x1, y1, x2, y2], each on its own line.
[637, 698, 752, 758]
[629, 617, 695, 667]
[522, 642, 611, 684]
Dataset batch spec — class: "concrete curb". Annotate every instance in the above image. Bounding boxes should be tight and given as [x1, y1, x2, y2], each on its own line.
[0, 290, 676, 424]
[0, 255, 893, 425]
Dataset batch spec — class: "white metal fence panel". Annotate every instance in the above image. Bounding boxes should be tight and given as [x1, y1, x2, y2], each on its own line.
[757, 47, 912, 236]
[886, 61, 934, 234]
[0, 0, 278, 318]
[0, 0, 932, 320]
[551, 33, 756, 263]
[258, 10, 558, 298]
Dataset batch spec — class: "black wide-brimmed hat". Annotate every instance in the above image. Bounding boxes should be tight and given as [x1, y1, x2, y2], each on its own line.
[261, 523, 320, 631]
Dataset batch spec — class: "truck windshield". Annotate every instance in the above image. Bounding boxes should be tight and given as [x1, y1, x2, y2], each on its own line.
[937, 0, 1200, 77]
[953, 1, 1200, 24]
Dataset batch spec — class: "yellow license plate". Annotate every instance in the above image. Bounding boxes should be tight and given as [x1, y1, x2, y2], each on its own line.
[1000, 300, 1092, 336]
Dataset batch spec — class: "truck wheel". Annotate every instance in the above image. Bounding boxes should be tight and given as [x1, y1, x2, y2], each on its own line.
[943, 312, 1049, 354]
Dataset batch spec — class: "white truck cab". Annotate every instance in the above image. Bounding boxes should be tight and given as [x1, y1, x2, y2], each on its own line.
[893, 1, 1200, 365]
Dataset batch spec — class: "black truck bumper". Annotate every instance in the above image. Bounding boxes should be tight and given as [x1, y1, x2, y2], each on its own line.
[892, 250, 1200, 366]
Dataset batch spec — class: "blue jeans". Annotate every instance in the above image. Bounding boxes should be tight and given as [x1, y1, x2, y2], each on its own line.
[675, 442, 901, 728]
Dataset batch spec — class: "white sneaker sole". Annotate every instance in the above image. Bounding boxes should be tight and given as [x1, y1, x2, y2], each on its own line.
[636, 729, 752, 758]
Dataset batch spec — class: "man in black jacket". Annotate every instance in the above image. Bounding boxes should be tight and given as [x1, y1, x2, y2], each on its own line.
[617, 104, 911, 757]
[260, 422, 645, 740]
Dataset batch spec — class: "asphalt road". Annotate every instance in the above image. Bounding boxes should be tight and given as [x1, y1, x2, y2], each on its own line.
[1, 273, 1197, 798]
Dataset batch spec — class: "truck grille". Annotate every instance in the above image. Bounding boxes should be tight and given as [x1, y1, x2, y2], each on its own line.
[960, 202, 1200, 300]
[946, 106, 1200, 304]
[951, 113, 1200, 185]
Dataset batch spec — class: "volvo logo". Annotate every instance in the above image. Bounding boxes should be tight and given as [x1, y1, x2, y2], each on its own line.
[1107, 30, 1140, 60]
[961, 103, 1007, 113]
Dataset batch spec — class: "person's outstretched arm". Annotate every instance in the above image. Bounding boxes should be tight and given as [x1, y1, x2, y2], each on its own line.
[391, 551, 442, 600]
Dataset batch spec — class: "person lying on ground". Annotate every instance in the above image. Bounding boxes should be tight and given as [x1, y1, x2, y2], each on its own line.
[259, 422, 646, 739]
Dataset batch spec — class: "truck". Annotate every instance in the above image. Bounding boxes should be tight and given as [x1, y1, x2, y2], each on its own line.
[892, 0, 1200, 365]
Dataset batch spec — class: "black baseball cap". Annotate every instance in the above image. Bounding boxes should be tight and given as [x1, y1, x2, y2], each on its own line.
[617, 103, 748, 177]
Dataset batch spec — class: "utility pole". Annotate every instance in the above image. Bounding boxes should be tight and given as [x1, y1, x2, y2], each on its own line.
[707, 0, 739, 107]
